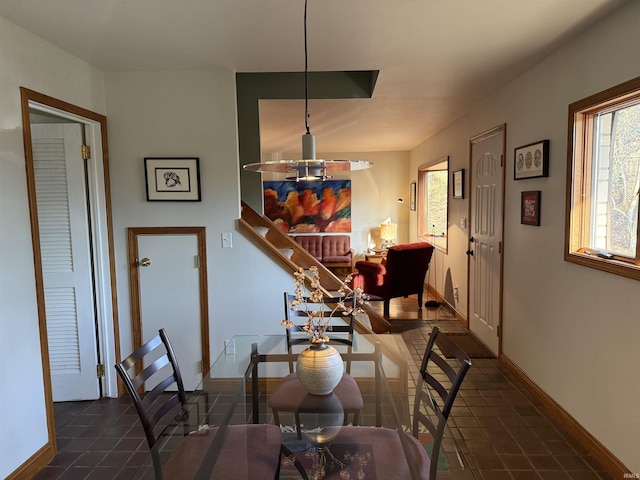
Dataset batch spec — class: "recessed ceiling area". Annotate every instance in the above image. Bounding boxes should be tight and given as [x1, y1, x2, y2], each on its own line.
[0, 0, 628, 154]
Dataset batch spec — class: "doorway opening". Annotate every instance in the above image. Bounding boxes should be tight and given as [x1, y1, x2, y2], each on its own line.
[20, 88, 119, 457]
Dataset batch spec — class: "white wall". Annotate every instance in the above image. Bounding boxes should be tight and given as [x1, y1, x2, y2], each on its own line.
[0, 17, 107, 478]
[104, 70, 296, 363]
[4, 1, 639, 475]
[104, 75, 410, 359]
[0, 22, 409, 475]
[410, 2, 640, 471]
[319, 150, 410, 258]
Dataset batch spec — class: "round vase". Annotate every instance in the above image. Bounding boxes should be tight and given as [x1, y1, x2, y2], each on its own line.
[296, 343, 344, 395]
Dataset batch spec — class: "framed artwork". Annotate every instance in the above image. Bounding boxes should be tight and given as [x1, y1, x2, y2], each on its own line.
[452, 169, 464, 199]
[514, 140, 549, 180]
[144, 157, 201, 201]
[263, 180, 351, 233]
[409, 181, 417, 211]
[521, 190, 541, 226]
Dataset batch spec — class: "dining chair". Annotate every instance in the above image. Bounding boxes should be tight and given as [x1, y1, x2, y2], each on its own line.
[327, 326, 472, 480]
[267, 292, 364, 439]
[115, 328, 284, 480]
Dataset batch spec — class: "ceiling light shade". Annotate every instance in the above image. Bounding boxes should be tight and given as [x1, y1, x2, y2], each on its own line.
[243, 158, 373, 180]
[242, 0, 373, 181]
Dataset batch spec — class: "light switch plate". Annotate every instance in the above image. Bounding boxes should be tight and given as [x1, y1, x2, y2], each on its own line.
[221, 232, 232, 248]
[460, 217, 467, 229]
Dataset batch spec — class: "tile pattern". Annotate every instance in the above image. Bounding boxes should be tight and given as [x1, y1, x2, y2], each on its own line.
[34, 312, 613, 480]
[398, 319, 614, 480]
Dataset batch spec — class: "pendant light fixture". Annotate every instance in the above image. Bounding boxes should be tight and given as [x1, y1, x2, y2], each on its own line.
[243, 0, 373, 181]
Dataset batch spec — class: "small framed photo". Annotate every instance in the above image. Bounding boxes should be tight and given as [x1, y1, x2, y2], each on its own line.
[452, 169, 464, 199]
[521, 191, 541, 226]
[409, 181, 417, 211]
[514, 140, 549, 180]
[144, 157, 201, 201]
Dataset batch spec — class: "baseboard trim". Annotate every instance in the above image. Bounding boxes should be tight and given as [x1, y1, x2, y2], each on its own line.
[500, 353, 630, 478]
[6, 442, 54, 480]
[425, 283, 469, 328]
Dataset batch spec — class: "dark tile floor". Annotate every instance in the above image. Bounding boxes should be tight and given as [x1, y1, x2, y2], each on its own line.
[33, 304, 613, 480]
[397, 316, 613, 480]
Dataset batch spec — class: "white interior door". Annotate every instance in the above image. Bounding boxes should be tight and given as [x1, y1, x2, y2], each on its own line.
[32, 123, 100, 401]
[469, 127, 504, 355]
[137, 234, 203, 390]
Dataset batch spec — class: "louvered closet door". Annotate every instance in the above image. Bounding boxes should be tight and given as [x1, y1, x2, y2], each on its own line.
[32, 124, 100, 401]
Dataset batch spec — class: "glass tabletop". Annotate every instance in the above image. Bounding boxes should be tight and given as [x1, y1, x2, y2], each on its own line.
[134, 333, 475, 480]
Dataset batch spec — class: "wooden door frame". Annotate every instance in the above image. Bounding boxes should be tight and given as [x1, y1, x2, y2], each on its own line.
[127, 226, 210, 381]
[17, 87, 120, 475]
[467, 124, 506, 355]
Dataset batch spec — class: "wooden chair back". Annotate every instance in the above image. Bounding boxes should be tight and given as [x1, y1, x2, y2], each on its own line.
[283, 291, 356, 372]
[412, 326, 472, 479]
[115, 329, 188, 478]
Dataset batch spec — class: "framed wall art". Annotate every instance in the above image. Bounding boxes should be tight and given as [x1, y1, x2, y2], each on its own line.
[263, 180, 352, 233]
[514, 140, 549, 180]
[452, 169, 464, 199]
[521, 190, 541, 226]
[144, 157, 201, 201]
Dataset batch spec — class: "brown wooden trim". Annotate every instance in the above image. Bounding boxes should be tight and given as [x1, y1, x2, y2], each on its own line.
[127, 228, 143, 370]
[20, 87, 121, 384]
[239, 202, 392, 333]
[500, 354, 631, 478]
[565, 76, 640, 280]
[19, 88, 57, 461]
[4, 443, 54, 480]
[18, 88, 120, 475]
[433, 287, 469, 329]
[127, 226, 210, 377]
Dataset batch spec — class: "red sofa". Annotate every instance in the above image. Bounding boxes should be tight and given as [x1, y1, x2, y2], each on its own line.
[353, 242, 434, 316]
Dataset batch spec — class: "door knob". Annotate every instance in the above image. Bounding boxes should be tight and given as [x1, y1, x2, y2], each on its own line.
[139, 257, 151, 267]
[466, 250, 474, 256]
[469, 237, 475, 243]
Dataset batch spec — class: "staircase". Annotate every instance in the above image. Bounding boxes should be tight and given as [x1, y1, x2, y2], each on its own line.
[239, 202, 391, 333]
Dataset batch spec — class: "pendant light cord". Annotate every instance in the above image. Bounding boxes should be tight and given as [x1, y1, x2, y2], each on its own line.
[304, 0, 310, 135]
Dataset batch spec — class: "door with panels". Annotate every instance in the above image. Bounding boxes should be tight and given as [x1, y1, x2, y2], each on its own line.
[468, 125, 505, 356]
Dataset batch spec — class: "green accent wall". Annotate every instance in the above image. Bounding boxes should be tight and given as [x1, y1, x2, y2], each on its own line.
[236, 71, 379, 210]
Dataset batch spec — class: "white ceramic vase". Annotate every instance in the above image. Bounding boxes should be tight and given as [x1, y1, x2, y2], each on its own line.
[296, 343, 344, 395]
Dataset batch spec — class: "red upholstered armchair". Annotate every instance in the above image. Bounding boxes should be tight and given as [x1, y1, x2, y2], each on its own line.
[353, 242, 434, 316]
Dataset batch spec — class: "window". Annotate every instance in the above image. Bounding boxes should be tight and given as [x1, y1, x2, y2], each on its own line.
[418, 157, 448, 252]
[566, 76, 640, 279]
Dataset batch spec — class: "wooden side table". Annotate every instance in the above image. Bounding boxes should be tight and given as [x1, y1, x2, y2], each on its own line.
[365, 252, 387, 263]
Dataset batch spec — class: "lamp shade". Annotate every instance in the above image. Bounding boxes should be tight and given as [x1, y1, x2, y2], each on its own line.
[380, 223, 397, 241]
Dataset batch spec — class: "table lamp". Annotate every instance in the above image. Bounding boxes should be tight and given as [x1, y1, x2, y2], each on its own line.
[379, 223, 397, 249]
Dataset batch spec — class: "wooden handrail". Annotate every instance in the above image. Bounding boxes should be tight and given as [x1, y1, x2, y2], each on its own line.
[239, 202, 391, 333]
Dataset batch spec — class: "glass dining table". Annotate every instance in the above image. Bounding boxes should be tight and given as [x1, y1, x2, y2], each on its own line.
[133, 333, 475, 480]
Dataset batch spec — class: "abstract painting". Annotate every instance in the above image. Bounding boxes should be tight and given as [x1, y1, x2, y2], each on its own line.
[263, 180, 351, 233]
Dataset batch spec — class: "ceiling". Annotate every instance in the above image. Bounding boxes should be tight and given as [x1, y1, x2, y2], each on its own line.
[0, 0, 627, 157]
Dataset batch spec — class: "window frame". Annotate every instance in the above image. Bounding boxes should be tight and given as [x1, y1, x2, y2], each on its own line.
[417, 157, 449, 253]
[565, 76, 640, 280]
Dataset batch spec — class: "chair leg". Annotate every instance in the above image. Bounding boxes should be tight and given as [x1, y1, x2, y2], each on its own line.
[383, 299, 390, 316]
[272, 410, 281, 428]
[417, 291, 423, 309]
[429, 428, 445, 480]
[294, 412, 302, 440]
[281, 444, 309, 480]
[151, 449, 163, 480]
